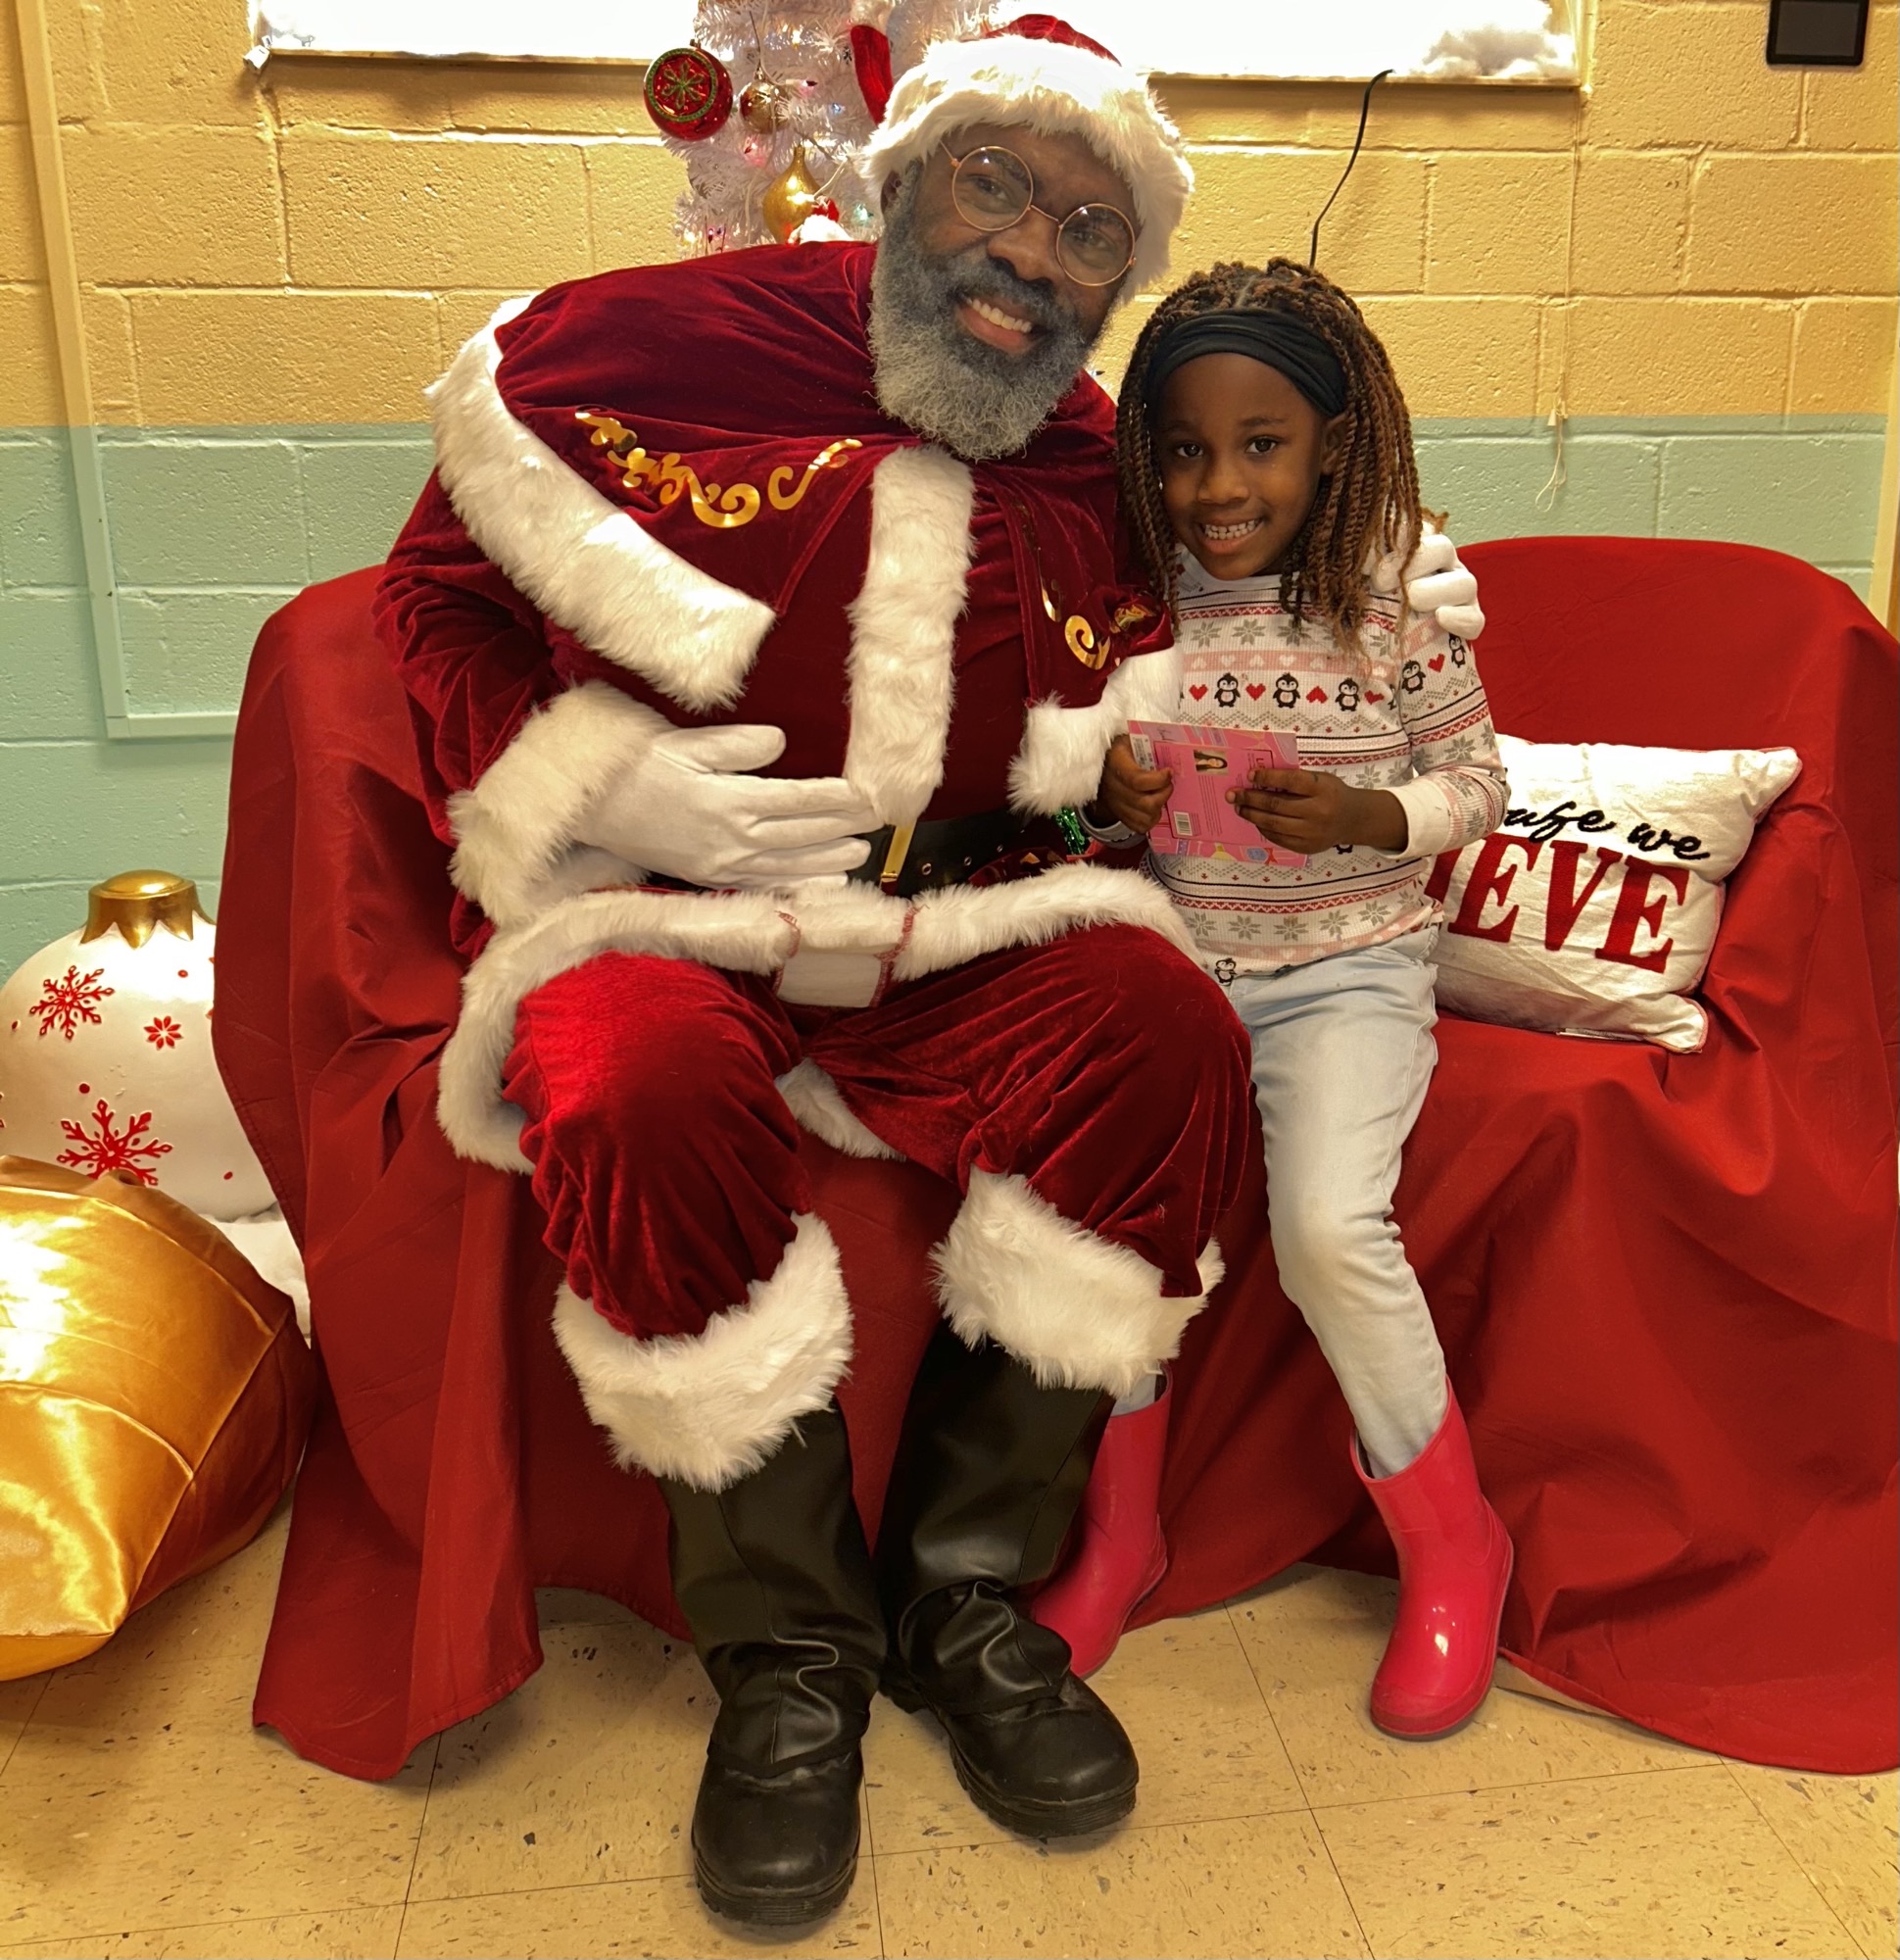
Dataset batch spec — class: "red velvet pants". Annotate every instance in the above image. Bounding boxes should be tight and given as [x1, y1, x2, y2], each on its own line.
[502, 924, 1252, 1344]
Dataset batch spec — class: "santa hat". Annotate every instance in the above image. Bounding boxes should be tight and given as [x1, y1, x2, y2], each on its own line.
[859, 13, 1193, 293]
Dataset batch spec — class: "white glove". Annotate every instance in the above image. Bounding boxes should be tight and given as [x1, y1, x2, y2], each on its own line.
[579, 723, 877, 889]
[1402, 527, 1486, 642]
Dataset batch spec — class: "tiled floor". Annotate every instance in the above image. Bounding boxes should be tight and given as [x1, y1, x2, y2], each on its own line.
[0, 1509, 1892, 1960]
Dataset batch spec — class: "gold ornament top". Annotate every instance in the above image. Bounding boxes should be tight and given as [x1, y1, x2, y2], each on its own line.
[80, 871, 210, 950]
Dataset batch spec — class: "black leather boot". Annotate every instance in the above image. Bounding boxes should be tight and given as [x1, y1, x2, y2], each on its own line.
[658, 1403, 885, 1927]
[877, 1325, 1139, 1838]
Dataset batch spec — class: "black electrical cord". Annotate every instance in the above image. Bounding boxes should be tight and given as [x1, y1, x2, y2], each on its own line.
[1309, 67, 1392, 268]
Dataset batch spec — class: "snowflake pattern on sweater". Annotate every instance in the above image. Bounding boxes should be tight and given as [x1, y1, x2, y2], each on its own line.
[1154, 559, 1508, 977]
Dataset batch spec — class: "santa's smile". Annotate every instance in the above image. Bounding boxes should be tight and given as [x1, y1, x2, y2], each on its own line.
[1197, 516, 1265, 543]
[955, 294, 1042, 353]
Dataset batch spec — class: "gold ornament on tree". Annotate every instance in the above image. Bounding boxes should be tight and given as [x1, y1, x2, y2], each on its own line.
[739, 74, 790, 130]
[760, 143, 834, 243]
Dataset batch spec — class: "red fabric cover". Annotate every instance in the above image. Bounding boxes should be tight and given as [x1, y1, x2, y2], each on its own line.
[217, 538, 1898, 1781]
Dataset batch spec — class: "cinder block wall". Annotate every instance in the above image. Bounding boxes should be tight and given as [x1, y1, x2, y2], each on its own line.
[2, 0, 1895, 970]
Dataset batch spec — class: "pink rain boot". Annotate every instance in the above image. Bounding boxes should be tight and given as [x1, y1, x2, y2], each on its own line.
[1030, 1373, 1171, 1677]
[1354, 1385, 1514, 1739]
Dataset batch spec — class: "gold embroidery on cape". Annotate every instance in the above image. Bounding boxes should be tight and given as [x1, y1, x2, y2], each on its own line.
[1065, 615, 1108, 669]
[1008, 491, 1111, 663]
[576, 412, 862, 531]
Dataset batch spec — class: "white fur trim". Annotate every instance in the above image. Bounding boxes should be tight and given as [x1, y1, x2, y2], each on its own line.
[897, 858, 1194, 977]
[776, 1061, 905, 1160]
[435, 864, 1192, 1169]
[436, 886, 799, 1170]
[429, 298, 775, 712]
[447, 682, 673, 930]
[933, 1169, 1224, 1397]
[844, 447, 977, 827]
[1008, 644, 1183, 814]
[860, 32, 1193, 293]
[553, 1212, 852, 1490]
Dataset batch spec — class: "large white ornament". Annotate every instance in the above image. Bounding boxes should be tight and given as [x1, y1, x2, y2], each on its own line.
[0, 872, 272, 1219]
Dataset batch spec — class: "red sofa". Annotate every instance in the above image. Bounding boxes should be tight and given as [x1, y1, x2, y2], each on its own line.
[215, 537, 1898, 1782]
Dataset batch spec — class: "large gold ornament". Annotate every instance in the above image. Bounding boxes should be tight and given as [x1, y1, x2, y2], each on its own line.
[760, 144, 827, 244]
[0, 1157, 314, 1679]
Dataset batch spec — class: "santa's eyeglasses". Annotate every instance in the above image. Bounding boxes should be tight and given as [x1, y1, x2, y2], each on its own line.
[941, 143, 1138, 287]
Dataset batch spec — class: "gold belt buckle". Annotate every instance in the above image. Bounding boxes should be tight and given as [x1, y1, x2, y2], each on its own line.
[878, 820, 916, 893]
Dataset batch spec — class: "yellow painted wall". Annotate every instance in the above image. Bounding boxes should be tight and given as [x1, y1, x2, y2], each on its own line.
[3, 0, 1895, 428]
[2, 0, 1894, 969]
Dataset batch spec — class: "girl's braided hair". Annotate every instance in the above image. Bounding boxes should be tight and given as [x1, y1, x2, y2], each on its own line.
[1116, 257, 1423, 643]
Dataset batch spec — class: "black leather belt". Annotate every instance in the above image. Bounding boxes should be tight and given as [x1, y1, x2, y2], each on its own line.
[847, 807, 1026, 898]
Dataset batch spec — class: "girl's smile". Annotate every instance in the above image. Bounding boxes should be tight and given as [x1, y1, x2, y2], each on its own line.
[1155, 352, 1347, 582]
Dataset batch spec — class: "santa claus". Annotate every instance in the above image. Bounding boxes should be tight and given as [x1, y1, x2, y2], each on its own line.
[374, 14, 1485, 1928]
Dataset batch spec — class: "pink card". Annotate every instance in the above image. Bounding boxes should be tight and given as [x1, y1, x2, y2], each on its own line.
[1127, 720, 1307, 866]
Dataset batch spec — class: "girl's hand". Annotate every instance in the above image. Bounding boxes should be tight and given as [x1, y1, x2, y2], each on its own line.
[1096, 735, 1173, 836]
[1233, 767, 1409, 855]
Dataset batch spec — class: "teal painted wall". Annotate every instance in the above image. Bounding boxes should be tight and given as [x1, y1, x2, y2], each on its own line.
[0, 415, 1885, 973]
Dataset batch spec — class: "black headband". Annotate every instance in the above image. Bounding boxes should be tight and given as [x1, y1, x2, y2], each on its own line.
[1145, 309, 1348, 418]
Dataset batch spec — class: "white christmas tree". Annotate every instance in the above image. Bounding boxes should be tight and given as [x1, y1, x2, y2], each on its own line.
[652, 0, 995, 255]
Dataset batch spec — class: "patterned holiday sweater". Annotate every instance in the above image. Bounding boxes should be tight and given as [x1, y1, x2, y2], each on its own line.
[1153, 556, 1508, 976]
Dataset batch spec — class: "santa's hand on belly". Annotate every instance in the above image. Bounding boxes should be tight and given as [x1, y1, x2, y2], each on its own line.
[579, 722, 877, 888]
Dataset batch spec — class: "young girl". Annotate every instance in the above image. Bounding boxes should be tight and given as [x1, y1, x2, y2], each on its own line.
[1033, 258, 1513, 1739]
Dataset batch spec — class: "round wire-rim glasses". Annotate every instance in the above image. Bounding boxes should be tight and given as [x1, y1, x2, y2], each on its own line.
[943, 143, 1137, 287]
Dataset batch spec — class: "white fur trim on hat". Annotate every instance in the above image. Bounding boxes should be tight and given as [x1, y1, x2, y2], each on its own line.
[860, 28, 1193, 294]
[553, 1212, 852, 1491]
[932, 1168, 1223, 1397]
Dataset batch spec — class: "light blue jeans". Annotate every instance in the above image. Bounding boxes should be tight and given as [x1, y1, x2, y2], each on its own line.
[1225, 928, 1449, 1477]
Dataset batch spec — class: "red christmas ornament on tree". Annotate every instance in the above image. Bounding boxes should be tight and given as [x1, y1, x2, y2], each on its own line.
[644, 44, 734, 140]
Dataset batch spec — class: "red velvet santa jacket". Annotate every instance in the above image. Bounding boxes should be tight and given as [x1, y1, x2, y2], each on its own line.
[374, 242, 1190, 1172]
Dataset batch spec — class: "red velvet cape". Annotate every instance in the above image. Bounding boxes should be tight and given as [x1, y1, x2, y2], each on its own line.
[482, 242, 1160, 710]
[216, 537, 1898, 1781]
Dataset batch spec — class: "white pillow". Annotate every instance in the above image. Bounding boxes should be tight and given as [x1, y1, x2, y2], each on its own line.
[1427, 735, 1802, 1053]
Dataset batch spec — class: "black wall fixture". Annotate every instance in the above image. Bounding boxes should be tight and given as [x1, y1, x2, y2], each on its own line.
[1765, 0, 1869, 66]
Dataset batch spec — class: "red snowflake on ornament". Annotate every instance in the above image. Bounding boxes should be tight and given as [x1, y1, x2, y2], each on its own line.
[28, 965, 114, 1041]
[144, 1014, 183, 1050]
[57, 1099, 173, 1185]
